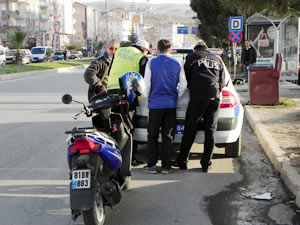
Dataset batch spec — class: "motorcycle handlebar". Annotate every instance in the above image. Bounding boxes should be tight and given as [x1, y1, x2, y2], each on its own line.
[73, 94, 124, 119]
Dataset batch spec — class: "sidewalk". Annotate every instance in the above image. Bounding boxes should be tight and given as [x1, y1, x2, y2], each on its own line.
[236, 81, 300, 208]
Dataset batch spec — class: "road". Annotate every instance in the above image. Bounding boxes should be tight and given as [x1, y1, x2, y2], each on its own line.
[0, 70, 298, 225]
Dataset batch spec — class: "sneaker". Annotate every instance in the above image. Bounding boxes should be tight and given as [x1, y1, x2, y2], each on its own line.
[143, 165, 158, 174]
[161, 168, 171, 174]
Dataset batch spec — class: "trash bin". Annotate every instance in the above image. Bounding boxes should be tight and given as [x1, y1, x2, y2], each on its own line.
[248, 54, 282, 105]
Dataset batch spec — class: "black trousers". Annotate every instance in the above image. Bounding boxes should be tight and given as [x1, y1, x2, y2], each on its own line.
[147, 108, 176, 169]
[177, 98, 220, 167]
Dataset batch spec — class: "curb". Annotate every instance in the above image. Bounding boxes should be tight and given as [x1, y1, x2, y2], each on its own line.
[0, 64, 89, 81]
[244, 105, 300, 208]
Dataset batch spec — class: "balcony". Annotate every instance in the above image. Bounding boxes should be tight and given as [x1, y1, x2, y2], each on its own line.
[40, 13, 49, 20]
[0, 0, 25, 2]
[40, 0, 49, 8]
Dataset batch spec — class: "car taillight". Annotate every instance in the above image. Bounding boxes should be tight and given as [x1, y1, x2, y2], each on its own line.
[220, 90, 238, 108]
[68, 138, 101, 153]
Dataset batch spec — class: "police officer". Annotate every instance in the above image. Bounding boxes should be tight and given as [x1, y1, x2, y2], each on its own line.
[107, 40, 150, 93]
[173, 40, 225, 172]
[107, 40, 150, 165]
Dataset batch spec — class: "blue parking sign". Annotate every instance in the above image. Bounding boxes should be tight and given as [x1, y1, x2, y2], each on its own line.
[229, 17, 243, 31]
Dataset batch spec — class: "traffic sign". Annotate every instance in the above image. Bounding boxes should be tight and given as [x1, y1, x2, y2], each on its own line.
[229, 17, 243, 31]
[177, 26, 189, 34]
[191, 26, 198, 34]
[229, 31, 243, 43]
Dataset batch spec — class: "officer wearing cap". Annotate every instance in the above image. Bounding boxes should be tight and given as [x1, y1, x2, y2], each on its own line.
[107, 40, 150, 93]
[107, 40, 150, 165]
[173, 40, 225, 172]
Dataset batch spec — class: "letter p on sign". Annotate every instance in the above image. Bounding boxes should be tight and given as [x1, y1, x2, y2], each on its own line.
[229, 17, 243, 32]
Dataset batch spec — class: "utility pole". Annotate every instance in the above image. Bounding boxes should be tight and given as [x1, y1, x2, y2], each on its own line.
[105, 0, 109, 42]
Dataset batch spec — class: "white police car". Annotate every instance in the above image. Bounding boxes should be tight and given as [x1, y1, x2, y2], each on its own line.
[133, 49, 244, 157]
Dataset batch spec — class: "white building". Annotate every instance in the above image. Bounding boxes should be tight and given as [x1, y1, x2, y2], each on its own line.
[151, 23, 184, 49]
[99, 16, 132, 42]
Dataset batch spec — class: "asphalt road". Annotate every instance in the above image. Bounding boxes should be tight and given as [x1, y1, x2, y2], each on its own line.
[0, 70, 298, 225]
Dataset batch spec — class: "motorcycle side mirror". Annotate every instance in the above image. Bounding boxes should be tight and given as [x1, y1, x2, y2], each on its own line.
[62, 94, 73, 104]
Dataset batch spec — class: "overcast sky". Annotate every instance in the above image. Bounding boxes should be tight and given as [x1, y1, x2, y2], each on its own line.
[77, 0, 190, 4]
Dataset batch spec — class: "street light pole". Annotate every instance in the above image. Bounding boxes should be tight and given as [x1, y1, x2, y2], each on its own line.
[105, 0, 109, 42]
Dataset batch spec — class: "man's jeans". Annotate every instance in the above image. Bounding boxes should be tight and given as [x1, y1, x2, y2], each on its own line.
[243, 61, 253, 82]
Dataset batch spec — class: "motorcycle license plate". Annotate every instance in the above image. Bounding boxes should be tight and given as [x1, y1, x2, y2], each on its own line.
[71, 170, 91, 189]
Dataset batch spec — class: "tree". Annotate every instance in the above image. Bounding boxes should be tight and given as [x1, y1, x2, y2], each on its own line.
[7, 29, 27, 65]
[64, 43, 82, 51]
[191, 0, 235, 47]
[93, 41, 104, 53]
[46, 48, 53, 61]
[190, 0, 300, 47]
[128, 24, 138, 44]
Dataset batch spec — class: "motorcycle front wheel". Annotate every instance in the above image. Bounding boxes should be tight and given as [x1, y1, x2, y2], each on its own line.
[82, 190, 105, 225]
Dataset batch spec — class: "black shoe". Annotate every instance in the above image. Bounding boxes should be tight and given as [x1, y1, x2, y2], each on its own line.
[131, 159, 144, 166]
[171, 160, 187, 170]
[201, 161, 212, 173]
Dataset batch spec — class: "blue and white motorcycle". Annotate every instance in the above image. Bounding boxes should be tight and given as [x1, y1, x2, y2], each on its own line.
[62, 72, 145, 225]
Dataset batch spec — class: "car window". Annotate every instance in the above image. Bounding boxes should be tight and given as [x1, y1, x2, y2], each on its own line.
[7, 50, 16, 56]
[54, 52, 63, 55]
[32, 48, 45, 54]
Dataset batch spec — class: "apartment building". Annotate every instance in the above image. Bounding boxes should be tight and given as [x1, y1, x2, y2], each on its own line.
[0, 0, 72, 50]
[98, 16, 132, 42]
[0, 0, 40, 47]
[71, 2, 86, 44]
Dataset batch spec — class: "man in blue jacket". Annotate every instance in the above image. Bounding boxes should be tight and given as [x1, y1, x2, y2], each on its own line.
[143, 39, 187, 174]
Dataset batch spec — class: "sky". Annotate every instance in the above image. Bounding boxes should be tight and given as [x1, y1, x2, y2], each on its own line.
[77, 0, 190, 4]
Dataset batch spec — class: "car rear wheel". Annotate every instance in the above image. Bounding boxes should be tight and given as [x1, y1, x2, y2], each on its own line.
[225, 135, 241, 157]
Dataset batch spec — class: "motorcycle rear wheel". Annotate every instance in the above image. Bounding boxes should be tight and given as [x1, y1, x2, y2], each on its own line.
[82, 191, 105, 225]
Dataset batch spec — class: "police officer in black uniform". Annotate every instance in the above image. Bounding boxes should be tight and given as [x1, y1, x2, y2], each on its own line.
[173, 40, 225, 172]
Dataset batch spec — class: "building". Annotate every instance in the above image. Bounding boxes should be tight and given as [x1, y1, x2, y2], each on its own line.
[98, 16, 132, 42]
[71, 2, 87, 44]
[0, 0, 41, 47]
[0, 0, 72, 50]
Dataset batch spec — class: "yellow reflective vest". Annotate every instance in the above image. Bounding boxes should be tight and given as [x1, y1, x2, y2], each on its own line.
[107, 47, 144, 90]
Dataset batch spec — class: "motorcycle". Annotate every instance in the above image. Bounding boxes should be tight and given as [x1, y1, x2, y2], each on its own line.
[62, 72, 145, 225]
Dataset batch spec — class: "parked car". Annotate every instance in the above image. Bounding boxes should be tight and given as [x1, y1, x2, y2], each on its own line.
[69, 51, 83, 59]
[5, 49, 31, 64]
[52, 51, 65, 60]
[208, 48, 224, 57]
[0, 45, 6, 66]
[133, 49, 244, 157]
[31, 46, 53, 62]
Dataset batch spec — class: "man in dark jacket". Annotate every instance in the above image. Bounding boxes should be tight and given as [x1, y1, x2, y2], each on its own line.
[143, 39, 187, 174]
[240, 40, 257, 82]
[173, 40, 225, 172]
[84, 39, 120, 102]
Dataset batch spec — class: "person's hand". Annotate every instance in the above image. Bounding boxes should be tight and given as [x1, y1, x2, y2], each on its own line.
[101, 85, 107, 92]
